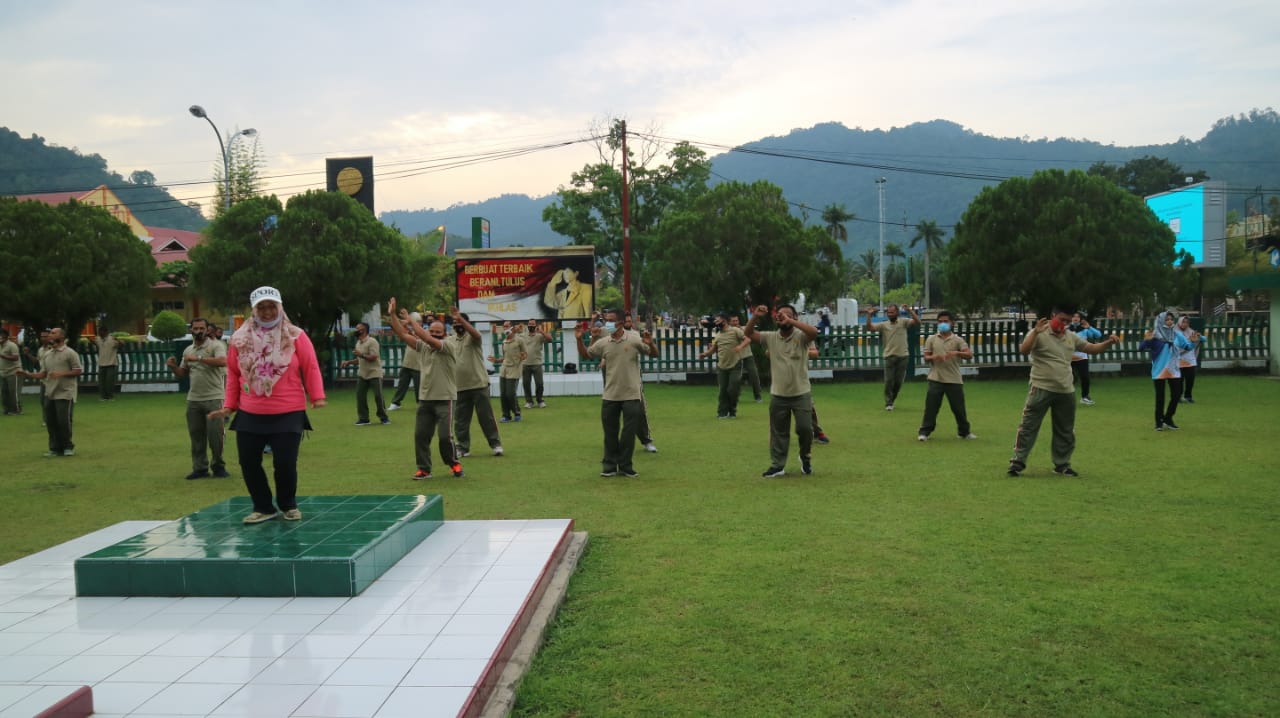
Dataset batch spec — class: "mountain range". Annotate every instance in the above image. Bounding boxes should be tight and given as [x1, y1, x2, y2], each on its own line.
[5, 109, 1278, 255]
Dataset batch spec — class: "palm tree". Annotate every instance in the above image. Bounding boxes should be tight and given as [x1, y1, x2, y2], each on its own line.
[821, 203, 855, 244]
[853, 249, 879, 281]
[910, 219, 946, 308]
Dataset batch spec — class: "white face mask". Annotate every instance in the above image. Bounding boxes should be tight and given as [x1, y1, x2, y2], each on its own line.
[257, 315, 282, 329]
[603, 321, 617, 333]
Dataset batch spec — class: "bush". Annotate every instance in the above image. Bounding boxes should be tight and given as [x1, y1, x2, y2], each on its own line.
[149, 310, 188, 341]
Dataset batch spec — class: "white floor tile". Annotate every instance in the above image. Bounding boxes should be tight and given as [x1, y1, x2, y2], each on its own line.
[0, 685, 40, 712]
[253, 612, 328, 634]
[312, 613, 390, 636]
[0, 632, 43, 656]
[105, 654, 205, 683]
[372, 614, 449, 637]
[82, 631, 176, 656]
[419, 634, 501, 661]
[32, 653, 135, 683]
[0, 685, 83, 718]
[326, 657, 415, 686]
[441, 613, 513, 637]
[210, 681, 316, 716]
[282, 634, 368, 660]
[292, 685, 393, 718]
[215, 633, 304, 658]
[132, 682, 241, 716]
[373, 686, 471, 718]
[249, 656, 343, 685]
[88, 681, 166, 714]
[150, 632, 238, 657]
[177, 655, 274, 684]
[9, 631, 107, 656]
[401, 658, 489, 687]
[351, 635, 431, 660]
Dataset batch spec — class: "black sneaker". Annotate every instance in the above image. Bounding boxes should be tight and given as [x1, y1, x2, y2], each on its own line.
[801, 457, 813, 475]
[600, 468, 618, 477]
[1053, 466, 1080, 477]
[1155, 424, 1163, 432]
[212, 467, 231, 478]
[380, 418, 391, 425]
[1162, 420, 1180, 430]
[354, 420, 371, 426]
[1006, 465, 1023, 477]
[184, 469, 210, 480]
[621, 468, 639, 478]
[762, 466, 785, 478]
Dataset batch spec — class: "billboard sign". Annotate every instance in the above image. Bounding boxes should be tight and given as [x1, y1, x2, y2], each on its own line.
[455, 246, 595, 322]
[1144, 180, 1227, 268]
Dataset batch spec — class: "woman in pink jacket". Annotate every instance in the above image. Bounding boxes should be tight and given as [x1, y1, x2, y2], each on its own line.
[209, 286, 326, 524]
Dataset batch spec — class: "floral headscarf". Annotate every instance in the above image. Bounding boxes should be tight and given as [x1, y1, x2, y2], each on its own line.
[230, 307, 302, 396]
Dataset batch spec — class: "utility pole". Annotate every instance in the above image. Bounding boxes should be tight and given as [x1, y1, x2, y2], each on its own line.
[876, 177, 887, 306]
[620, 120, 632, 316]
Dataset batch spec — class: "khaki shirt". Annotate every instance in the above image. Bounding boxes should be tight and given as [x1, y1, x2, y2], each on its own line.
[42, 345, 82, 401]
[417, 338, 458, 401]
[448, 332, 489, 392]
[587, 333, 646, 401]
[1027, 329, 1087, 394]
[95, 335, 124, 366]
[872, 318, 911, 358]
[354, 336, 383, 379]
[759, 330, 812, 397]
[0, 339, 19, 377]
[499, 338, 525, 380]
[712, 327, 746, 370]
[400, 340, 422, 373]
[924, 333, 968, 384]
[182, 339, 227, 402]
[521, 332, 547, 366]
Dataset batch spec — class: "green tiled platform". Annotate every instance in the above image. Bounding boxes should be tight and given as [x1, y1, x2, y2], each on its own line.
[74, 494, 444, 598]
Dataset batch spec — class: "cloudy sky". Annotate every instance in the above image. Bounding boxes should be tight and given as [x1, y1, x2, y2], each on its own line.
[2, 0, 1276, 216]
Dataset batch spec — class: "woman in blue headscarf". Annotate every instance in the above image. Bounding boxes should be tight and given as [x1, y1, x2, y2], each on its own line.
[1138, 310, 1194, 431]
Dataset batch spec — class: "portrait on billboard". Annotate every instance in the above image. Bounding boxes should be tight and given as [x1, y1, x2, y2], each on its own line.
[455, 247, 596, 322]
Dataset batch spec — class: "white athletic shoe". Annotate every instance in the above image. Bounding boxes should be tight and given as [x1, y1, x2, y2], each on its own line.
[644, 443, 658, 453]
[387, 403, 401, 411]
[917, 434, 928, 442]
[492, 446, 504, 456]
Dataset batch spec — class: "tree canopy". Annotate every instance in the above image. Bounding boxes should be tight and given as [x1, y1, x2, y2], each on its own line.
[0, 197, 157, 334]
[1087, 156, 1209, 198]
[946, 169, 1193, 316]
[542, 122, 711, 311]
[189, 191, 439, 337]
[647, 180, 843, 312]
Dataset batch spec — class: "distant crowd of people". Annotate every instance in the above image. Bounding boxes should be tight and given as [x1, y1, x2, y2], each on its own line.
[0, 295, 1209, 523]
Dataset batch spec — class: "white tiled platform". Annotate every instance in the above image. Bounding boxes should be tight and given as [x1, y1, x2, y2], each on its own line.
[0, 518, 573, 718]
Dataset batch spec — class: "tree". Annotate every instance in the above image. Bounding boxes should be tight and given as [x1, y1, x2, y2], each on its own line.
[0, 197, 156, 334]
[647, 180, 843, 311]
[946, 169, 1193, 316]
[542, 121, 711, 311]
[149, 310, 187, 341]
[211, 130, 265, 217]
[821, 203, 855, 244]
[851, 250, 879, 282]
[190, 191, 439, 338]
[1087, 156, 1209, 198]
[910, 219, 946, 308]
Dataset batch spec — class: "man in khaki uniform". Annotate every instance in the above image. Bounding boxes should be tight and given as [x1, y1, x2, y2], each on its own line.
[343, 322, 389, 426]
[388, 312, 422, 411]
[449, 309, 503, 457]
[0, 328, 21, 415]
[744, 304, 819, 477]
[165, 317, 229, 479]
[867, 304, 919, 410]
[389, 298, 463, 479]
[490, 323, 526, 422]
[18, 327, 82, 457]
[94, 325, 127, 400]
[576, 315, 658, 477]
[521, 320, 552, 408]
[698, 312, 750, 419]
[916, 310, 976, 442]
[1008, 306, 1120, 478]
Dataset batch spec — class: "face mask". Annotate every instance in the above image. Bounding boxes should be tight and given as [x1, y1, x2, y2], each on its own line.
[1050, 318, 1066, 333]
[193, 331, 206, 340]
[257, 315, 282, 329]
[455, 326, 466, 335]
[1069, 323, 1081, 331]
[603, 321, 617, 333]
[937, 322, 951, 333]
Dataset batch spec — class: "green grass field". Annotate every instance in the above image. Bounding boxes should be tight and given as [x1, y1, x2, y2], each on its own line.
[3, 374, 1278, 717]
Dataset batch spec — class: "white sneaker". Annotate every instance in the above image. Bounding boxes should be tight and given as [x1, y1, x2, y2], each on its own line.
[1080, 398, 1095, 406]
[492, 446, 504, 456]
[886, 404, 895, 411]
[525, 401, 534, 409]
[917, 434, 928, 442]
[644, 443, 658, 453]
[962, 433, 978, 440]
[538, 401, 547, 408]
[387, 403, 401, 411]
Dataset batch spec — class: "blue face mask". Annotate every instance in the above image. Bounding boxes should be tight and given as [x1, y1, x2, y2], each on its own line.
[937, 322, 951, 333]
[603, 321, 617, 333]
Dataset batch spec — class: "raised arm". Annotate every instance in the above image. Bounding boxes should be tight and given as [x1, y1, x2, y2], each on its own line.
[743, 305, 769, 343]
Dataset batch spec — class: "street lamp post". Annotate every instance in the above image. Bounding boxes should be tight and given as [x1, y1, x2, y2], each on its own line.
[876, 177, 887, 307]
[188, 105, 256, 210]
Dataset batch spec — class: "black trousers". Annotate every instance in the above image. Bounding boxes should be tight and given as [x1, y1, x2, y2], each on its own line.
[601, 399, 641, 472]
[918, 380, 970, 437]
[1154, 378, 1183, 427]
[1181, 366, 1197, 400]
[236, 430, 302, 514]
[44, 398, 74, 452]
[1071, 358, 1091, 399]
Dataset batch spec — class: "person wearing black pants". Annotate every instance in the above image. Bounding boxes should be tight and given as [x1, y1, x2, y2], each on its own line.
[1177, 315, 1204, 403]
[1140, 311, 1194, 431]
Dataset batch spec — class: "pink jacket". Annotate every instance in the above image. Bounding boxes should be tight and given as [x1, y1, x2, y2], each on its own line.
[224, 330, 326, 414]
